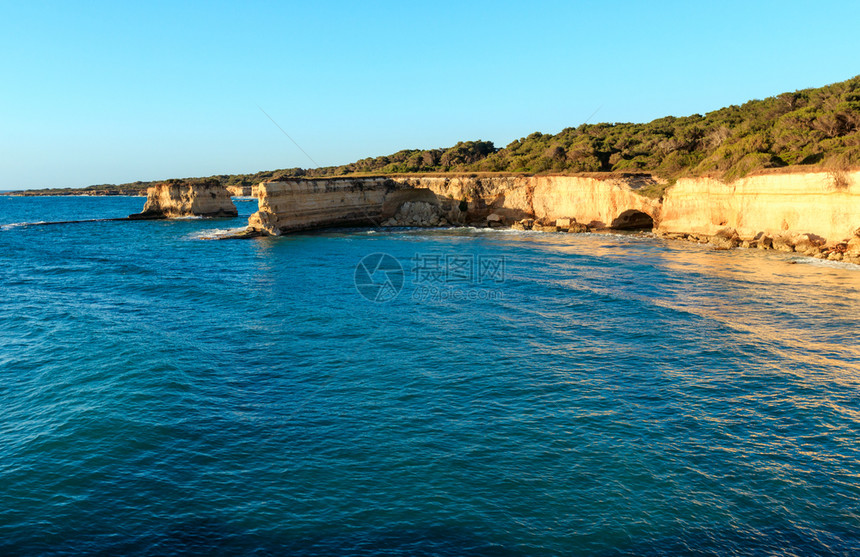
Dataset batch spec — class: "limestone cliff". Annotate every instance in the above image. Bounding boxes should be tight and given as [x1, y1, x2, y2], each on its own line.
[530, 175, 661, 229]
[243, 171, 860, 261]
[659, 171, 860, 241]
[130, 182, 238, 219]
[247, 175, 660, 235]
[226, 185, 253, 197]
[247, 178, 443, 234]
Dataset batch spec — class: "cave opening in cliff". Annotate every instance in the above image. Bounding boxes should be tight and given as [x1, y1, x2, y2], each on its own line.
[610, 210, 654, 230]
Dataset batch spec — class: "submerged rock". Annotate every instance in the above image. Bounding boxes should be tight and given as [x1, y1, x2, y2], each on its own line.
[661, 232, 688, 240]
[218, 227, 268, 239]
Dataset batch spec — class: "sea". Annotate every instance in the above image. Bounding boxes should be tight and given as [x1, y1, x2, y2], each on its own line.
[1, 195, 859, 556]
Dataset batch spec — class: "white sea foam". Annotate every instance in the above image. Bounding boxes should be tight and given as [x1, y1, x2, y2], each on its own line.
[187, 227, 249, 240]
[792, 256, 860, 271]
[0, 221, 46, 230]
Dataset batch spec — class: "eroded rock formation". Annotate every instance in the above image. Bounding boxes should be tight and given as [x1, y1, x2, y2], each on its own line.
[247, 178, 444, 234]
[246, 175, 661, 235]
[240, 171, 860, 264]
[130, 181, 238, 219]
[226, 185, 253, 197]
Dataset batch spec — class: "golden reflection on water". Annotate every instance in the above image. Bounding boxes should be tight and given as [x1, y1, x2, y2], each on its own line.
[246, 228, 860, 376]
[501, 231, 860, 375]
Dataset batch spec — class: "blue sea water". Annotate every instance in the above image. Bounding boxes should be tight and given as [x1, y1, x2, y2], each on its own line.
[1, 195, 859, 556]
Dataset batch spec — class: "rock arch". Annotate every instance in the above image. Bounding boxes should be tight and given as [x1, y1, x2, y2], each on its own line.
[610, 209, 654, 230]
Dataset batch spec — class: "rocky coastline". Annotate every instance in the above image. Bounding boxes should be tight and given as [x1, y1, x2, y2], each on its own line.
[374, 208, 860, 264]
[123, 169, 860, 265]
[656, 227, 860, 264]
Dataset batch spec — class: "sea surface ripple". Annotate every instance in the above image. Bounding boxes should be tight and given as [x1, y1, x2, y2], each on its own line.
[1, 196, 859, 556]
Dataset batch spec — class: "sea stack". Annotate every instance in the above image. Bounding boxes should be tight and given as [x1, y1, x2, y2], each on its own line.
[129, 178, 238, 219]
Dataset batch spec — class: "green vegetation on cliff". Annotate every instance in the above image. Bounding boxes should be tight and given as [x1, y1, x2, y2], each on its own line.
[13, 76, 860, 196]
[10, 177, 222, 196]
[299, 75, 859, 182]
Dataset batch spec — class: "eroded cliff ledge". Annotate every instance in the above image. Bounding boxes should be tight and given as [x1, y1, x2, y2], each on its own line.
[241, 170, 860, 262]
[130, 180, 238, 219]
[247, 178, 447, 234]
[246, 175, 662, 236]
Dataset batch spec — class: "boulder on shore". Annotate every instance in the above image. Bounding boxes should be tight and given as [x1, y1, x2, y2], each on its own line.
[709, 228, 740, 249]
[512, 218, 534, 230]
[486, 213, 505, 228]
[757, 234, 774, 250]
[793, 233, 825, 255]
[772, 235, 795, 252]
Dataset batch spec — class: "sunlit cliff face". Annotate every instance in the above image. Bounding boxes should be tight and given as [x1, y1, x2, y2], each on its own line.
[247, 176, 661, 235]
[246, 172, 858, 248]
[660, 171, 860, 241]
[136, 183, 238, 219]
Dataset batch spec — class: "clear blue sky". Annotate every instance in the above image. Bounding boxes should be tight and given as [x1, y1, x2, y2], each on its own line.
[2, 0, 858, 190]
